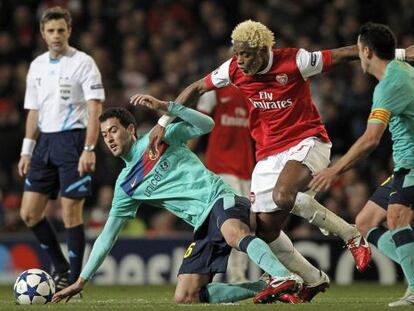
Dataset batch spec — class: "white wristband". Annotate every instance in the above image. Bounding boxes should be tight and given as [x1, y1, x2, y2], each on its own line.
[158, 115, 175, 128]
[395, 49, 406, 61]
[21, 138, 36, 156]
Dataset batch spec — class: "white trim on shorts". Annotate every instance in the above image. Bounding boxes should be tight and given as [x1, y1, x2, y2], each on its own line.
[250, 137, 331, 213]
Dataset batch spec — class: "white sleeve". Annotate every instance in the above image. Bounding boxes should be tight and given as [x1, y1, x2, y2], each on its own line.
[197, 90, 217, 114]
[208, 59, 232, 88]
[296, 48, 325, 79]
[80, 56, 105, 101]
[24, 64, 39, 110]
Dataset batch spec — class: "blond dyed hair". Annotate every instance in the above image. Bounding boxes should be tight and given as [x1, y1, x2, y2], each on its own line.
[231, 20, 275, 49]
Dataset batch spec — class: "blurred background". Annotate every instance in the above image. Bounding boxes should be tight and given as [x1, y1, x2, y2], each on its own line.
[0, 0, 413, 284]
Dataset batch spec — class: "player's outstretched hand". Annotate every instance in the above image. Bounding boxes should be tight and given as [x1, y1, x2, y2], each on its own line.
[52, 278, 85, 303]
[309, 167, 340, 192]
[130, 94, 169, 112]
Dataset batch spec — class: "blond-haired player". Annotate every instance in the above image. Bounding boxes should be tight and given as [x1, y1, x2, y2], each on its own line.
[144, 20, 413, 303]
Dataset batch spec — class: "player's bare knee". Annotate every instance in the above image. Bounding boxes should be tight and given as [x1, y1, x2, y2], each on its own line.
[20, 208, 40, 226]
[272, 187, 295, 212]
[224, 234, 238, 249]
[221, 219, 250, 248]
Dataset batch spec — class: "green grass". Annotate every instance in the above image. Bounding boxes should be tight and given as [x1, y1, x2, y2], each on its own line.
[1, 283, 411, 310]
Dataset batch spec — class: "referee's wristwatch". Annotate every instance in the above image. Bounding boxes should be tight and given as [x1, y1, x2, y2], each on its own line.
[83, 144, 95, 152]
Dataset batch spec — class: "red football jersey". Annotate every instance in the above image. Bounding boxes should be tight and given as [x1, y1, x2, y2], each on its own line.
[197, 85, 254, 180]
[205, 48, 331, 161]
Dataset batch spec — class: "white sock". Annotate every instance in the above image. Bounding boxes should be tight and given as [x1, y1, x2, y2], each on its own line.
[227, 249, 248, 283]
[291, 192, 358, 242]
[269, 231, 321, 284]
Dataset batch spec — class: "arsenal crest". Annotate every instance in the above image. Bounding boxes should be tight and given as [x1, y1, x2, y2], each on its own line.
[276, 73, 288, 84]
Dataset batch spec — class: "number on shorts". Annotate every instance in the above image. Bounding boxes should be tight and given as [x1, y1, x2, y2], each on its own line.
[184, 242, 196, 258]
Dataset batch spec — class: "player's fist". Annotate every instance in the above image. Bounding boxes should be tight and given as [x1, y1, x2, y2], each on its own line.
[130, 94, 169, 112]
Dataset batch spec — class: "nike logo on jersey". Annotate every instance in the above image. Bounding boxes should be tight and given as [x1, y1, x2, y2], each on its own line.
[130, 177, 138, 188]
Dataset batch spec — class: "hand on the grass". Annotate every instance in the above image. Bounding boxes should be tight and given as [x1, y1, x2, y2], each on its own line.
[52, 278, 85, 303]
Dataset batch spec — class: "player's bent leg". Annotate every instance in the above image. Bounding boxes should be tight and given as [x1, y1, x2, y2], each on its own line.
[273, 160, 311, 213]
[175, 274, 210, 303]
[61, 197, 86, 285]
[275, 159, 371, 271]
[220, 218, 302, 304]
[355, 200, 387, 237]
[293, 192, 371, 271]
[269, 231, 326, 286]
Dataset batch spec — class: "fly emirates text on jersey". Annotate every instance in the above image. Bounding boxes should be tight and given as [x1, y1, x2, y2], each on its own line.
[249, 91, 293, 109]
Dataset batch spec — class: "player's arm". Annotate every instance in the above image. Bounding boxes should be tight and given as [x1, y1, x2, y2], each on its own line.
[330, 45, 414, 66]
[52, 215, 127, 303]
[330, 45, 359, 66]
[19, 62, 40, 176]
[130, 94, 214, 140]
[131, 79, 214, 157]
[139, 60, 230, 157]
[78, 99, 103, 176]
[18, 109, 40, 177]
[78, 56, 105, 176]
[300, 46, 412, 79]
[309, 121, 386, 192]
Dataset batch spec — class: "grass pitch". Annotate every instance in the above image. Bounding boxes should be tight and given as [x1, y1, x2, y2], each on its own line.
[0, 283, 411, 310]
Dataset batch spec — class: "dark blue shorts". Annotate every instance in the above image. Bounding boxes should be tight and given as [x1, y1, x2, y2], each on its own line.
[370, 175, 393, 210]
[24, 129, 92, 199]
[370, 170, 414, 210]
[178, 195, 251, 277]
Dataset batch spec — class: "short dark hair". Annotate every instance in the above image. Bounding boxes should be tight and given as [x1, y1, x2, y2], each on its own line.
[358, 22, 396, 60]
[99, 107, 137, 129]
[40, 6, 72, 30]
